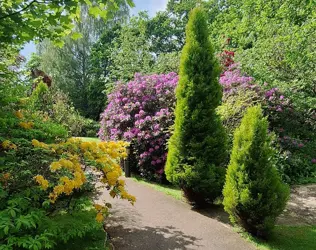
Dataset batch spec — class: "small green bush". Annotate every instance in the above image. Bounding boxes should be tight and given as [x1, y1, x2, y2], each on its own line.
[80, 119, 100, 138]
[165, 7, 227, 206]
[29, 83, 91, 137]
[223, 106, 289, 238]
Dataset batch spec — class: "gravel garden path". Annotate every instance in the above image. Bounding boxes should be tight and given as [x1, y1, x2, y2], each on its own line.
[98, 178, 255, 250]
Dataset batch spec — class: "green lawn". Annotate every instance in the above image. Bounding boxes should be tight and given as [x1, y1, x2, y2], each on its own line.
[247, 225, 316, 250]
[132, 175, 183, 201]
[75, 137, 101, 142]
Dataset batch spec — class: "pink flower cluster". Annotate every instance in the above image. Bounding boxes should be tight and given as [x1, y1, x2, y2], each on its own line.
[265, 87, 291, 113]
[219, 64, 259, 93]
[99, 73, 178, 179]
[278, 136, 306, 149]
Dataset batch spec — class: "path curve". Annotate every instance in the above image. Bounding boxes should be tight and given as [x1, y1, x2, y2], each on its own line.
[99, 178, 255, 250]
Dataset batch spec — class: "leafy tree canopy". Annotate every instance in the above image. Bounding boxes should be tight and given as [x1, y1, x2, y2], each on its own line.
[0, 0, 134, 46]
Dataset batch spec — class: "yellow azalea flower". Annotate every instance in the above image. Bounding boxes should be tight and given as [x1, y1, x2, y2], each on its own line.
[64, 180, 75, 195]
[109, 151, 119, 158]
[80, 172, 86, 183]
[49, 193, 57, 203]
[80, 142, 91, 151]
[94, 204, 103, 211]
[53, 185, 64, 195]
[118, 179, 125, 186]
[60, 176, 70, 183]
[96, 212, 104, 223]
[116, 167, 123, 176]
[50, 162, 62, 172]
[121, 191, 128, 199]
[34, 175, 49, 190]
[19, 121, 34, 129]
[106, 171, 119, 186]
[40, 142, 49, 149]
[102, 167, 109, 174]
[1, 140, 17, 150]
[2, 140, 11, 149]
[31, 139, 135, 206]
[73, 179, 83, 188]
[68, 153, 80, 162]
[31, 139, 49, 149]
[14, 110, 23, 119]
[84, 152, 93, 160]
[32, 139, 40, 147]
[41, 179, 49, 190]
[34, 175, 44, 183]
[59, 159, 74, 169]
[128, 195, 136, 203]
[74, 171, 81, 179]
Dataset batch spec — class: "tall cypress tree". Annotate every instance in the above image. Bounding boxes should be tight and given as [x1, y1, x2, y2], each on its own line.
[165, 7, 227, 206]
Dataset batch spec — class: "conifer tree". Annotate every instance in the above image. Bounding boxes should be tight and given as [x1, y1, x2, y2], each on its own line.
[165, 7, 227, 206]
[223, 106, 289, 237]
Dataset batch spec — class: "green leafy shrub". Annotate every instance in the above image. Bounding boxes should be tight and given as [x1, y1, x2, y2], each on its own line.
[223, 106, 289, 238]
[81, 119, 100, 138]
[0, 74, 134, 250]
[29, 83, 91, 137]
[217, 87, 262, 146]
[152, 52, 181, 74]
[165, 7, 227, 206]
[0, 107, 135, 249]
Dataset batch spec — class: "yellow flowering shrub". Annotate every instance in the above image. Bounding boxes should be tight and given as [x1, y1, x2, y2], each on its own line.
[1, 140, 17, 150]
[32, 138, 136, 222]
[34, 175, 49, 190]
[14, 110, 24, 119]
[32, 139, 49, 149]
[19, 121, 34, 129]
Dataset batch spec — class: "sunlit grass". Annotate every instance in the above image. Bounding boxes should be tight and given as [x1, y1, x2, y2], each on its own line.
[131, 175, 183, 201]
[241, 225, 316, 250]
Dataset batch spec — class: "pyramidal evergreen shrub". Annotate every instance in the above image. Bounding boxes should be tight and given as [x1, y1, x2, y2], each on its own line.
[223, 105, 289, 238]
[165, 7, 227, 206]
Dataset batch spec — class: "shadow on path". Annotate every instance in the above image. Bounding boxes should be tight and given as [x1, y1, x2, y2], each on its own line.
[192, 204, 231, 225]
[105, 208, 202, 250]
[278, 184, 316, 225]
[107, 224, 201, 250]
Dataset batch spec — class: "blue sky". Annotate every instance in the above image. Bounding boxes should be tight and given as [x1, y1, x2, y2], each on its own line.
[20, 0, 168, 59]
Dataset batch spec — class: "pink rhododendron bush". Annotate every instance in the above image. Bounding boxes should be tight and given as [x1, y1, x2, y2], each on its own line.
[99, 55, 315, 184]
[99, 73, 178, 180]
